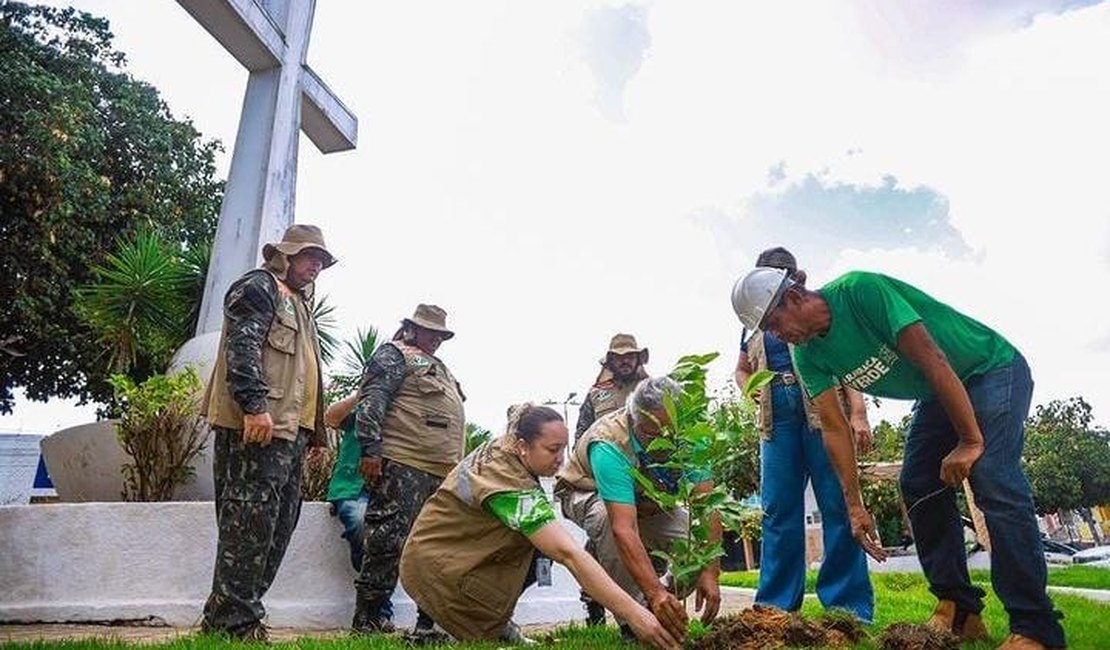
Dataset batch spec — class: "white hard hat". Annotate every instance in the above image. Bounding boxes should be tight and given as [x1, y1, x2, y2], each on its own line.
[731, 267, 794, 331]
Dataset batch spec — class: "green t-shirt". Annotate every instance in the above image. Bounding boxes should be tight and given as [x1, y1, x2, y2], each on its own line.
[792, 271, 1016, 400]
[326, 417, 365, 501]
[588, 432, 712, 505]
[484, 488, 557, 536]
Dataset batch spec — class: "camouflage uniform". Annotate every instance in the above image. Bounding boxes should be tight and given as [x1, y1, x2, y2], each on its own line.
[201, 268, 323, 635]
[352, 339, 465, 628]
[204, 425, 307, 632]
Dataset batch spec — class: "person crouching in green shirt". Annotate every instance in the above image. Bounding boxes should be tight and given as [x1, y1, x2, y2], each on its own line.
[399, 404, 681, 649]
[730, 268, 1064, 650]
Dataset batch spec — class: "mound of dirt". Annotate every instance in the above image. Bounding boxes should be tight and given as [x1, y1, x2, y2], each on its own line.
[692, 606, 867, 650]
[877, 623, 960, 650]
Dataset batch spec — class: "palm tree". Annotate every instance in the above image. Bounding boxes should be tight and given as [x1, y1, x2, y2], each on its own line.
[311, 295, 341, 365]
[465, 422, 492, 454]
[326, 326, 381, 401]
[75, 229, 191, 376]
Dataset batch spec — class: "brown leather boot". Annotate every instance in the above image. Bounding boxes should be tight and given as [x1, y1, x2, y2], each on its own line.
[995, 633, 1064, 649]
[925, 600, 990, 642]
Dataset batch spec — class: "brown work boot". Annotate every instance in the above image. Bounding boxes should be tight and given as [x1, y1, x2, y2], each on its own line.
[925, 600, 990, 642]
[995, 633, 1064, 649]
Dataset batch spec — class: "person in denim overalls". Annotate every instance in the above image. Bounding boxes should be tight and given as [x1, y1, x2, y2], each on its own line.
[734, 247, 874, 623]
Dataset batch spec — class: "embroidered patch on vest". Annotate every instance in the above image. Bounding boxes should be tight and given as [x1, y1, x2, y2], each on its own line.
[409, 355, 431, 368]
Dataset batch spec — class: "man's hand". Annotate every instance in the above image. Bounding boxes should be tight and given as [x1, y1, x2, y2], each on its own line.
[940, 441, 983, 487]
[847, 502, 887, 562]
[626, 608, 683, 650]
[694, 568, 721, 623]
[242, 412, 273, 446]
[359, 455, 382, 487]
[851, 416, 873, 456]
[646, 589, 688, 643]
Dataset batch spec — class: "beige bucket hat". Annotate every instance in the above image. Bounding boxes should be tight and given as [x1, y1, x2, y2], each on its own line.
[600, 333, 648, 364]
[402, 304, 454, 339]
[262, 224, 337, 268]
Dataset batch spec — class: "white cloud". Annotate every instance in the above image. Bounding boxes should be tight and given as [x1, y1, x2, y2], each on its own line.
[10, 0, 1110, 435]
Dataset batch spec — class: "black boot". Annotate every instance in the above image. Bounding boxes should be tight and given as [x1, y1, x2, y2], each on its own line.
[351, 597, 394, 635]
[585, 599, 607, 626]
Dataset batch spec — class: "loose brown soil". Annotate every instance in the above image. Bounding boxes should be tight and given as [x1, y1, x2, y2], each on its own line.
[876, 623, 960, 650]
[692, 605, 866, 650]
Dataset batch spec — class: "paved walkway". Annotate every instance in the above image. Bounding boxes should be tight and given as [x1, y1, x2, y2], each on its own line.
[0, 589, 757, 645]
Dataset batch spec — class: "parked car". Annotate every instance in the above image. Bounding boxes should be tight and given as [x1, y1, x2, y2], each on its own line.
[1042, 538, 1079, 565]
[1070, 545, 1110, 565]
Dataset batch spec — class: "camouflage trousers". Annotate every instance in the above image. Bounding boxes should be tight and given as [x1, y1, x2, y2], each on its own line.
[202, 426, 308, 633]
[354, 459, 443, 608]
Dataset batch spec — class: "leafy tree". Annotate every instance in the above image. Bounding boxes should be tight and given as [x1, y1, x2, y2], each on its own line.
[710, 386, 761, 500]
[0, 2, 223, 413]
[464, 422, 492, 454]
[859, 417, 912, 546]
[1024, 397, 1110, 542]
[631, 354, 772, 594]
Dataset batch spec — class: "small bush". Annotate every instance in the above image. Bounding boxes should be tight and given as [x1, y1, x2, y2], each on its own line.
[110, 368, 208, 501]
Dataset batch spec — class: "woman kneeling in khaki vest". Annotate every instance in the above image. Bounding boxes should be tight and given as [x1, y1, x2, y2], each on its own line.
[399, 404, 680, 649]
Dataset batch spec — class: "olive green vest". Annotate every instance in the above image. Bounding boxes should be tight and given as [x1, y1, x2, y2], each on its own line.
[399, 434, 538, 640]
[381, 341, 465, 478]
[203, 270, 325, 446]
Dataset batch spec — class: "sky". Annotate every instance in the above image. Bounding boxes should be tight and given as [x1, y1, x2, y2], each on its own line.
[4, 0, 1110, 437]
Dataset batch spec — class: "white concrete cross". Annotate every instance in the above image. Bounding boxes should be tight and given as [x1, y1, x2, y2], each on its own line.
[178, 0, 358, 335]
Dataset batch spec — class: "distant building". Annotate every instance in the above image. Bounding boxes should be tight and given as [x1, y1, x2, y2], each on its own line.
[0, 433, 55, 504]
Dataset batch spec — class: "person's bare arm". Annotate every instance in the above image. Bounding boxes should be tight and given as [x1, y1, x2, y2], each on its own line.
[324, 391, 359, 429]
[895, 322, 983, 486]
[734, 351, 754, 392]
[530, 523, 681, 650]
[608, 501, 688, 640]
[812, 389, 887, 561]
[843, 387, 873, 455]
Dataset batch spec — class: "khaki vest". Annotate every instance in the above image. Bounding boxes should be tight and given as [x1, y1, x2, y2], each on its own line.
[203, 270, 325, 446]
[556, 409, 639, 495]
[381, 341, 466, 478]
[747, 331, 844, 440]
[399, 434, 539, 640]
[585, 378, 639, 421]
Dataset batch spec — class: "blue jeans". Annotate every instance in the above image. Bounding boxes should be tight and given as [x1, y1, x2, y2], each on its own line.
[901, 354, 1064, 647]
[757, 383, 874, 622]
[332, 492, 393, 618]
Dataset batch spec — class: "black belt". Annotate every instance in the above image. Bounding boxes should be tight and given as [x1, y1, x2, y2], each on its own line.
[770, 372, 798, 386]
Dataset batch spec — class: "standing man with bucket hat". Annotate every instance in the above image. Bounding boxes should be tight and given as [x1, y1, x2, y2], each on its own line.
[576, 333, 651, 444]
[574, 333, 650, 625]
[200, 224, 336, 641]
[350, 304, 466, 639]
[730, 268, 1066, 650]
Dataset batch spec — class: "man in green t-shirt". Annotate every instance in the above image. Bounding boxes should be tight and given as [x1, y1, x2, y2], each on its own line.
[323, 393, 393, 619]
[731, 268, 1065, 650]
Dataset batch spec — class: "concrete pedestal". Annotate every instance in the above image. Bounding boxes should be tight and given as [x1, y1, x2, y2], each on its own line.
[0, 501, 587, 629]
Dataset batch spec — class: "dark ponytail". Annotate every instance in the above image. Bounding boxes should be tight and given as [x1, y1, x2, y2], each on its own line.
[507, 403, 563, 443]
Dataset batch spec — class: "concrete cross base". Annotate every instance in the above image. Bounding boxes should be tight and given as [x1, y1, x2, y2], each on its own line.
[0, 501, 588, 629]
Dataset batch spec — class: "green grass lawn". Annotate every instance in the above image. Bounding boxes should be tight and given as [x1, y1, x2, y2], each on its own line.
[6, 573, 1110, 649]
[721, 564, 1110, 591]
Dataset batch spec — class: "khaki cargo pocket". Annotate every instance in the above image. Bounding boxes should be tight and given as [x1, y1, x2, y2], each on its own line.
[267, 323, 296, 355]
[459, 571, 506, 613]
